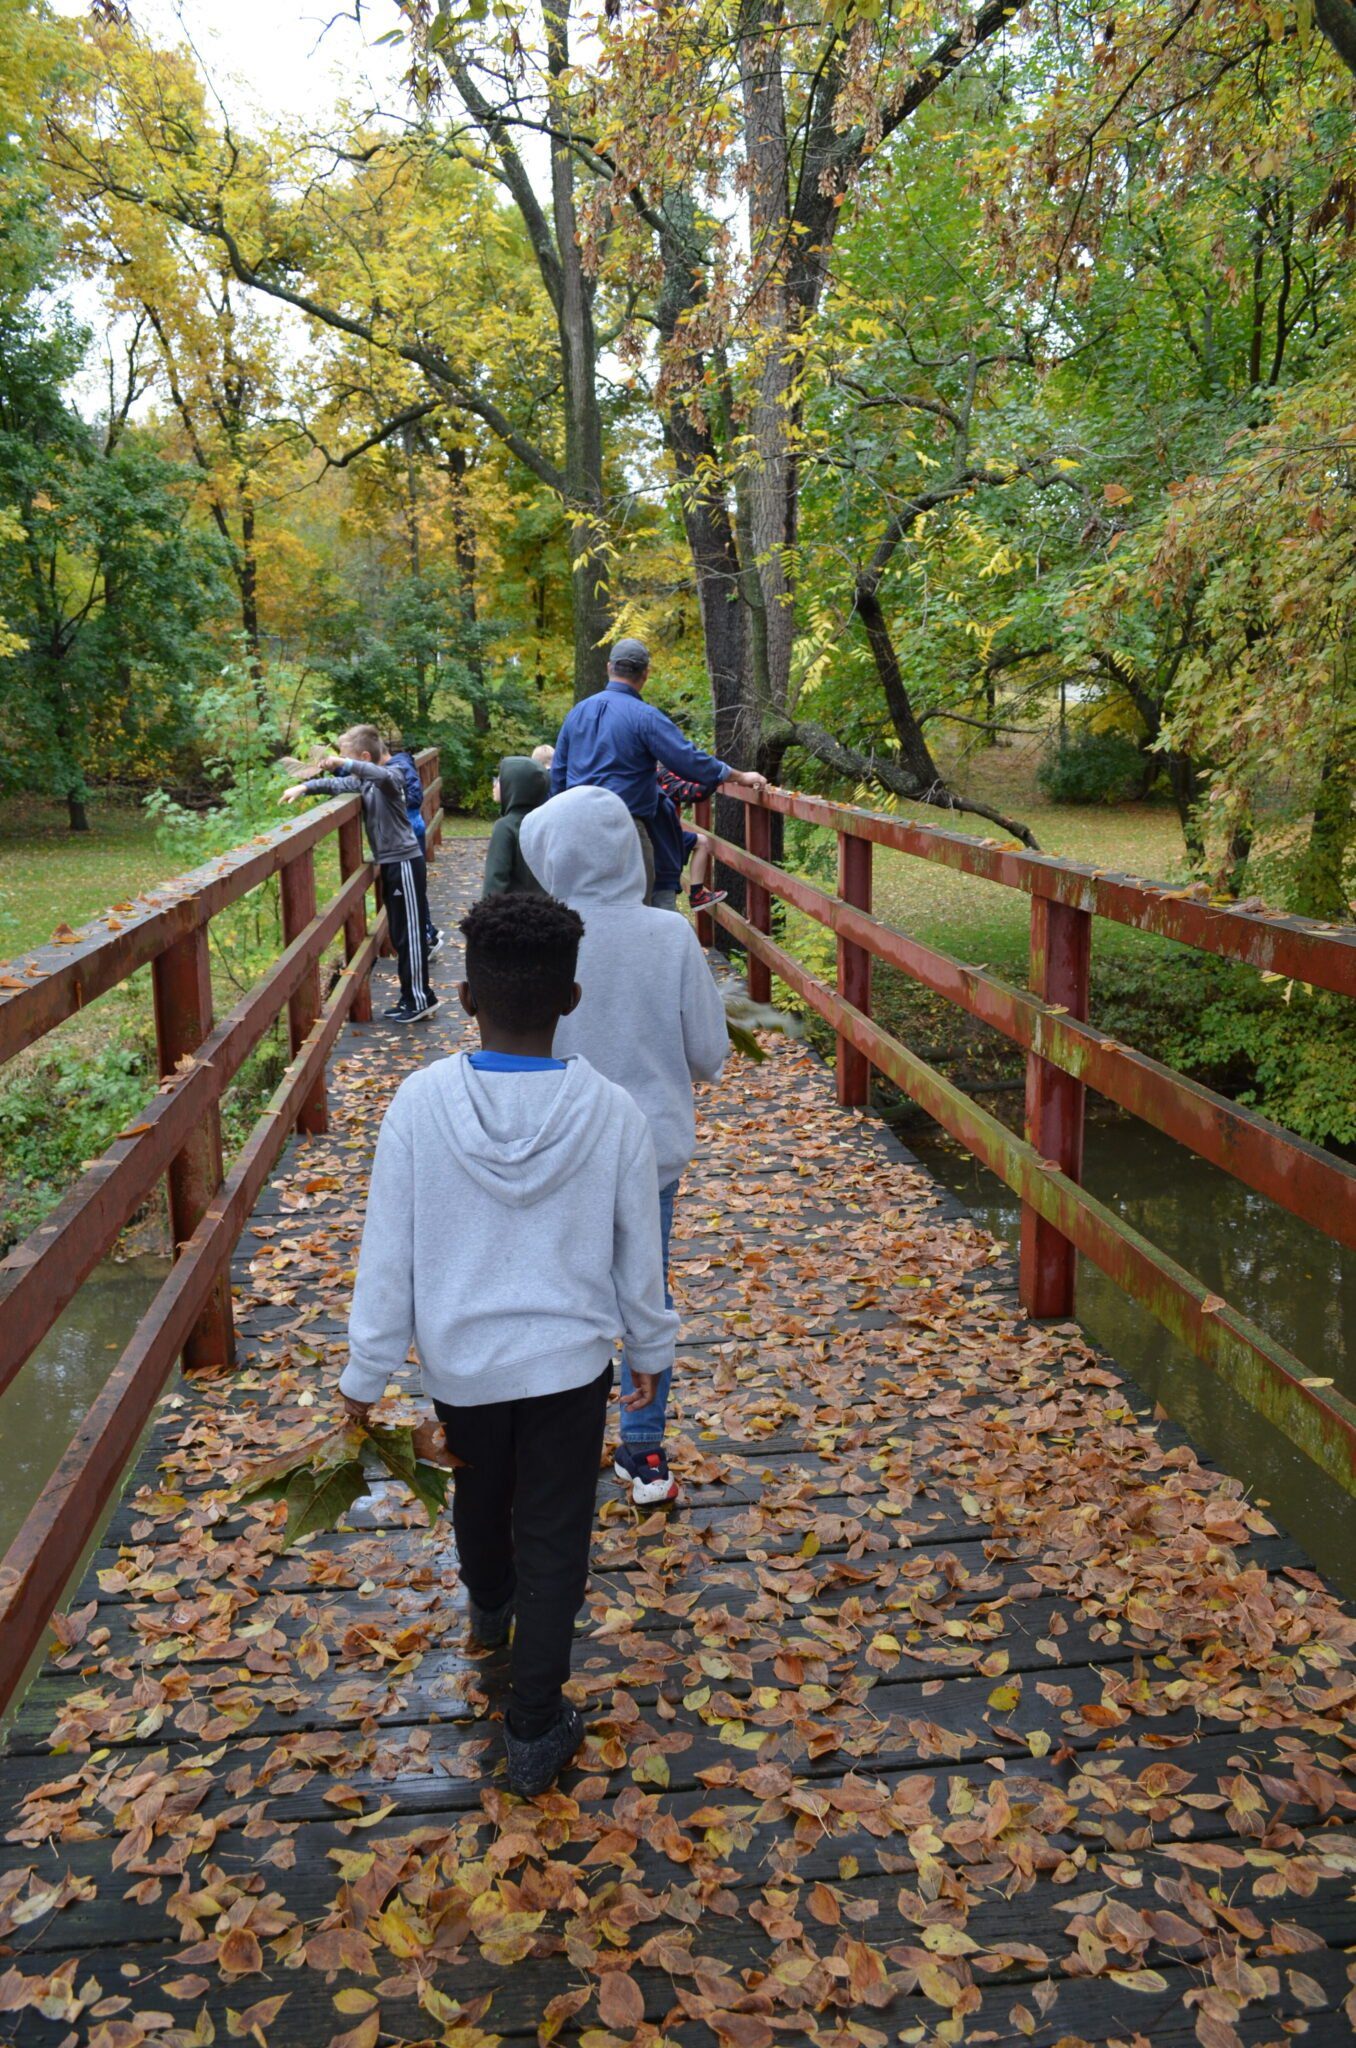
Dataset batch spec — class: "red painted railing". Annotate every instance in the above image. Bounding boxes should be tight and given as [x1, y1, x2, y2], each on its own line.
[695, 787, 1356, 1495]
[0, 750, 442, 1712]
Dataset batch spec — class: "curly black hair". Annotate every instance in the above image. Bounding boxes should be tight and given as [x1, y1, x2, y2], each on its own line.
[459, 891, 585, 1033]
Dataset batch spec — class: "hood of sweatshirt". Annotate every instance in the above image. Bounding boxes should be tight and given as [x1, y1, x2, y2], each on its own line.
[497, 754, 549, 820]
[520, 784, 646, 906]
[414, 1052, 608, 1206]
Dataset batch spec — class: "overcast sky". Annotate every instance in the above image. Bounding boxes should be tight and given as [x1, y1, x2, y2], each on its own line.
[51, 0, 411, 127]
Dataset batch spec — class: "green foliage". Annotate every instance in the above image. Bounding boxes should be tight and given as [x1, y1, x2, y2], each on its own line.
[0, 1017, 153, 1250]
[1038, 729, 1147, 806]
[0, 292, 224, 814]
[1158, 972, 1356, 1151]
[238, 1418, 450, 1544]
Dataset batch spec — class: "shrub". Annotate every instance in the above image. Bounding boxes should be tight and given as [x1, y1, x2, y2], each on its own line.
[1038, 728, 1147, 805]
[0, 1022, 156, 1251]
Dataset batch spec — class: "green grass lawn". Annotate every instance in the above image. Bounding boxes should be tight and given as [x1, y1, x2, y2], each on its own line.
[866, 742, 1191, 976]
[0, 796, 169, 964]
[0, 799, 489, 967]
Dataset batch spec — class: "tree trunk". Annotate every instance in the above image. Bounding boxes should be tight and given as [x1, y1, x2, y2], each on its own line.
[546, 1, 610, 700]
[444, 443, 483, 689]
[1217, 809, 1254, 897]
[1293, 749, 1355, 919]
[1166, 752, 1206, 868]
[737, 0, 797, 719]
[238, 492, 268, 720]
[66, 790, 90, 833]
[853, 580, 948, 793]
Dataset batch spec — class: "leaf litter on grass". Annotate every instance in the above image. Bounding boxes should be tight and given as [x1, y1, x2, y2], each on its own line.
[1, 843, 1354, 2048]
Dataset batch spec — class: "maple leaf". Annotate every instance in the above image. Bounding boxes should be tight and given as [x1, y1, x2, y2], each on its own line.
[236, 1418, 452, 1543]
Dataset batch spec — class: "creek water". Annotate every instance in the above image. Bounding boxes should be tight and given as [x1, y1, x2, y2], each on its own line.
[0, 1254, 170, 1564]
[905, 1113, 1356, 1596]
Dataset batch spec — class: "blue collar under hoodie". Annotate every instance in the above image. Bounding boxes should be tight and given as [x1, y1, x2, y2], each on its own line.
[519, 785, 729, 1186]
[340, 1050, 677, 1408]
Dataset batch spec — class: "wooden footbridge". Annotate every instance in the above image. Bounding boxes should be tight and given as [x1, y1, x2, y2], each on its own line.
[2, 766, 1355, 2047]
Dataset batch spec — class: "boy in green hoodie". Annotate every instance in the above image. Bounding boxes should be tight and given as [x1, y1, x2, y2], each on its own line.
[483, 755, 549, 897]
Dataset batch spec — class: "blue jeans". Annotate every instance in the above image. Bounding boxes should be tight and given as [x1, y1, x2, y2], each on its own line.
[619, 1177, 679, 1448]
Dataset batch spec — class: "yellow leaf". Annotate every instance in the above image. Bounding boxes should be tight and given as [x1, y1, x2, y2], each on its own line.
[349, 1799, 397, 1828]
[1109, 1969, 1169, 1992]
[922, 1924, 978, 1956]
[988, 1684, 1020, 1712]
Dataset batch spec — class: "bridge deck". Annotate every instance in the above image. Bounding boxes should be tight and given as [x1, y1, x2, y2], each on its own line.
[2, 840, 1354, 2047]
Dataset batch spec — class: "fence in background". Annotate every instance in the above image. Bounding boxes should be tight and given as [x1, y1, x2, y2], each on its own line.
[0, 750, 442, 1710]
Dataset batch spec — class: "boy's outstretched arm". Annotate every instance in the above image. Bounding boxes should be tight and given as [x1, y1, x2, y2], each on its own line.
[331, 757, 409, 799]
[340, 1101, 416, 1411]
[612, 1118, 679, 1405]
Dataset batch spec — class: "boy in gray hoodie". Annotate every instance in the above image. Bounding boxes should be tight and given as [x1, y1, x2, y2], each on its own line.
[520, 784, 728, 1507]
[338, 891, 677, 1796]
[282, 723, 436, 1025]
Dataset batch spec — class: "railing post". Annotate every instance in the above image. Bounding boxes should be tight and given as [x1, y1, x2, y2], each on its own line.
[693, 796, 715, 948]
[151, 924, 235, 1372]
[339, 809, 373, 1024]
[746, 800, 773, 1004]
[420, 751, 440, 862]
[1020, 896, 1092, 1318]
[279, 844, 328, 1135]
[836, 830, 873, 1107]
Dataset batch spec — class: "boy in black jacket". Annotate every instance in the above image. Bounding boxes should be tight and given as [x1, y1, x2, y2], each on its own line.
[282, 724, 436, 1024]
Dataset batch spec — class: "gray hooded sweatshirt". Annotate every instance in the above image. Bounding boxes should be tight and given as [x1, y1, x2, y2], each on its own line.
[339, 1053, 677, 1408]
[519, 785, 729, 1188]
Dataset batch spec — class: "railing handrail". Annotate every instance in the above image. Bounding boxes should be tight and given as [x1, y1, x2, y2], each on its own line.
[732, 786, 1356, 998]
[696, 787, 1356, 1498]
[0, 746, 442, 1715]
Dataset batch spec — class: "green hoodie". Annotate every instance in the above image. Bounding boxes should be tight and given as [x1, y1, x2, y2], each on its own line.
[483, 755, 550, 896]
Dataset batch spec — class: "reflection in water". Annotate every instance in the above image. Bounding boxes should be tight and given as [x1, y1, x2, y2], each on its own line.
[907, 1116, 1356, 1598]
[0, 1255, 170, 1562]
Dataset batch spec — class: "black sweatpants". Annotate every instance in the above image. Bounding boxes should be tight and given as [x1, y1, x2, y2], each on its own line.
[435, 1364, 611, 1739]
[380, 853, 433, 1010]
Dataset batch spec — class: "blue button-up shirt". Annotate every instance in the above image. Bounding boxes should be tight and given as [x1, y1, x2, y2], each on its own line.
[551, 681, 730, 819]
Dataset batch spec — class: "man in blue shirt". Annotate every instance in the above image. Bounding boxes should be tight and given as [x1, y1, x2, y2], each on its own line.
[551, 638, 767, 899]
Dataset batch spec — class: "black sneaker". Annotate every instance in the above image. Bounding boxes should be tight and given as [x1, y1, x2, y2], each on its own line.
[386, 997, 439, 1024]
[468, 1592, 513, 1650]
[504, 1704, 584, 1797]
[428, 928, 444, 957]
[613, 1444, 679, 1506]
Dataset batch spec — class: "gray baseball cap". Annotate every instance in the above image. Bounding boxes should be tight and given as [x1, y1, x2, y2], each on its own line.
[609, 636, 650, 673]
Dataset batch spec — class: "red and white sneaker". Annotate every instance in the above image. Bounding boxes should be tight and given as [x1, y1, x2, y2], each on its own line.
[613, 1445, 679, 1506]
[689, 884, 727, 912]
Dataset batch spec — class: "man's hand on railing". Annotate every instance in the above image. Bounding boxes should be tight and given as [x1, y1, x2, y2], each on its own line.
[721, 769, 770, 798]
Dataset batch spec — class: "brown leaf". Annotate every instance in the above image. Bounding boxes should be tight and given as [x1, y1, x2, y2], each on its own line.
[218, 1928, 263, 1977]
[327, 2016, 379, 2048]
[597, 1970, 644, 2032]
